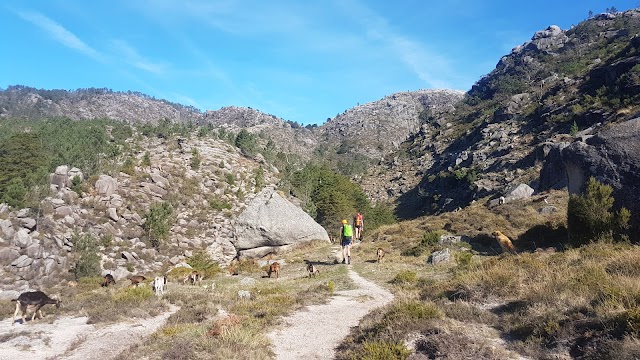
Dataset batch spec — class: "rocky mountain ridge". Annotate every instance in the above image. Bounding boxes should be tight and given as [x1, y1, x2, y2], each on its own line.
[361, 9, 640, 223]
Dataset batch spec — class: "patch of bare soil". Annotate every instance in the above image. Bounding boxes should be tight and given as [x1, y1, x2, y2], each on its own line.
[267, 268, 394, 360]
[0, 304, 178, 360]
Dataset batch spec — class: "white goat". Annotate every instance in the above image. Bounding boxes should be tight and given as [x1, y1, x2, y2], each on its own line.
[152, 276, 167, 296]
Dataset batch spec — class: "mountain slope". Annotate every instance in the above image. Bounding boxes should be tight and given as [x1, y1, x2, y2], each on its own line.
[369, 10, 640, 221]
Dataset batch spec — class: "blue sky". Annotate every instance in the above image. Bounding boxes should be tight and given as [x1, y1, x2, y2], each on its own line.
[1, 1, 638, 125]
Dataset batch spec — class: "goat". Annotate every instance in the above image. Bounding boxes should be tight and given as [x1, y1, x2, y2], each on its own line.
[306, 263, 320, 278]
[128, 275, 147, 287]
[183, 271, 202, 285]
[377, 248, 385, 263]
[12, 291, 61, 325]
[101, 274, 116, 287]
[152, 276, 167, 296]
[268, 262, 280, 279]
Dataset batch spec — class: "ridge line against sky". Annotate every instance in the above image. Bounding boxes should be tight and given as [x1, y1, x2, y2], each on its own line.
[1, 1, 638, 125]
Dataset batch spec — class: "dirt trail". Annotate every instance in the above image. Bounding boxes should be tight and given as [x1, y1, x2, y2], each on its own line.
[0, 305, 177, 360]
[267, 268, 394, 360]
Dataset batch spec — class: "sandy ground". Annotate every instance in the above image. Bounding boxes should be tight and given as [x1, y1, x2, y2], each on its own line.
[267, 268, 394, 360]
[0, 304, 178, 360]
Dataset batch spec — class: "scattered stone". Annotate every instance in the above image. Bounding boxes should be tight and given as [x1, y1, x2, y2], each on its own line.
[429, 248, 450, 265]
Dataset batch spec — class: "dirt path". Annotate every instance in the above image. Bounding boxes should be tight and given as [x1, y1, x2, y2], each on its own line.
[0, 305, 178, 360]
[267, 268, 394, 360]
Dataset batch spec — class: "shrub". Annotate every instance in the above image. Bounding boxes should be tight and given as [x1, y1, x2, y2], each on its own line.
[190, 148, 201, 170]
[384, 301, 442, 322]
[235, 129, 258, 157]
[112, 286, 154, 304]
[567, 177, 630, 246]
[390, 270, 417, 285]
[187, 251, 222, 279]
[121, 157, 135, 175]
[141, 151, 151, 168]
[455, 251, 474, 268]
[208, 196, 232, 211]
[72, 234, 101, 279]
[328, 280, 335, 294]
[144, 202, 173, 249]
[355, 340, 411, 360]
[402, 230, 440, 257]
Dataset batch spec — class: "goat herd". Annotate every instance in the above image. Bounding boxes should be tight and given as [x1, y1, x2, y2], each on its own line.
[10, 270, 202, 326]
[10, 249, 390, 326]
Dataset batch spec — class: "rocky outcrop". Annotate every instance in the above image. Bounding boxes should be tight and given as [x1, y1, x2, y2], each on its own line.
[233, 189, 330, 258]
[319, 89, 464, 161]
[561, 118, 640, 239]
[0, 132, 281, 293]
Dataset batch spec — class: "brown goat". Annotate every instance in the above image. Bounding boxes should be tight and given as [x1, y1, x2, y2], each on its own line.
[268, 262, 280, 279]
[376, 248, 385, 263]
[12, 291, 61, 325]
[183, 271, 202, 285]
[128, 275, 147, 287]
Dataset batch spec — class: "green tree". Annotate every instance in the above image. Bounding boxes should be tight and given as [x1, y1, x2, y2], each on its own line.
[1, 178, 28, 208]
[144, 202, 173, 249]
[254, 167, 265, 190]
[288, 164, 395, 232]
[570, 121, 579, 136]
[72, 234, 100, 279]
[567, 177, 630, 246]
[0, 132, 47, 206]
[235, 129, 258, 157]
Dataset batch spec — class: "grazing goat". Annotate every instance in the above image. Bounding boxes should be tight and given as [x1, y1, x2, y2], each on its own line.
[306, 263, 319, 278]
[12, 291, 61, 325]
[152, 276, 167, 296]
[183, 271, 202, 285]
[377, 248, 385, 263]
[268, 262, 280, 279]
[128, 275, 147, 287]
[101, 274, 116, 287]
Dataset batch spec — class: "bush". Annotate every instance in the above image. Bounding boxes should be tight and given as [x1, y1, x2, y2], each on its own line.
[354, 340, 411, 360]
[402, 230, 440, 257]
[187, 251, 222, 279]
[144, 202, 173, 248]
[567, 177, 630, 246]
[112, 286, 154, 304]
[190, 148, 201, 170]
[72, 234, 101, 279]
[235, 129, 258, 157]
[208, 196, 232, 211]
[390, 270, 417, 285]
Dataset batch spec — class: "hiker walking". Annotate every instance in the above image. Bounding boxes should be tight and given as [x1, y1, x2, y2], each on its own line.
[354, 211, 364, 242]
[340, 219, 353, 264]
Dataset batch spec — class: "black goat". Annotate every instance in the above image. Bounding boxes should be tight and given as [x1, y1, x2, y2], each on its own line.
[12, 291, 61, 325]
[101, 274, 116, 287]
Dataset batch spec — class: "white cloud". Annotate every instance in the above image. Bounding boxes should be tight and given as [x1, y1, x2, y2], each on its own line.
[16, 10, 105, 62]
[110, 40, 168, 75]
[335, 0, 458, 89]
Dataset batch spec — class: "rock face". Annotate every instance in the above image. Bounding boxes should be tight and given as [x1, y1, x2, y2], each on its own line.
[560, 118, 640, 240]
[319, 89, 465, 161]
[233, 189, 329, 257]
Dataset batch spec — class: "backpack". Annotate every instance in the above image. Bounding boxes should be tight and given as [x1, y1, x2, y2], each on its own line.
[355, 213, 363, 226]
[342, 224, 353, 237]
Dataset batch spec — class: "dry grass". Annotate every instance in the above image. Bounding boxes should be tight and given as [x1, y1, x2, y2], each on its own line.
[336, 190, 640, 359]
[108, 240, 354, 359]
